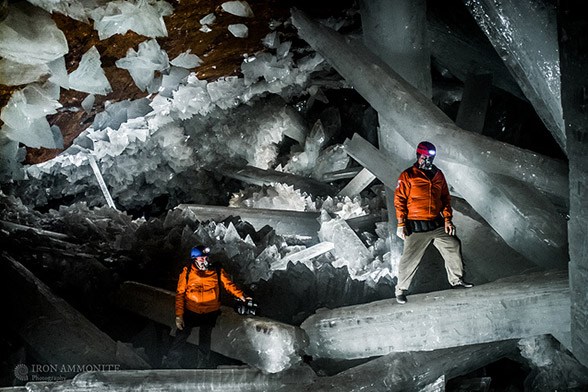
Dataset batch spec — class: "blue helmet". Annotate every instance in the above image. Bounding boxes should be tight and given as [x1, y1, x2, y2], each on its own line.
[190, 245, 210, 259]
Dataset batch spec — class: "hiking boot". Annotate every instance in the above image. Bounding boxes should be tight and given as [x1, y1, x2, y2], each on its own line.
[453, 280, 474, 289]
[396, 293, 407, 304]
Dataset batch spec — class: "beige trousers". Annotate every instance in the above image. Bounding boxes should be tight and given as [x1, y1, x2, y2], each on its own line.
[395, 226, 465, 295]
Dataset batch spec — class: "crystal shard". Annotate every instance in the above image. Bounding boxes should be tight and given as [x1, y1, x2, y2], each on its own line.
[68, 46, 112, 95]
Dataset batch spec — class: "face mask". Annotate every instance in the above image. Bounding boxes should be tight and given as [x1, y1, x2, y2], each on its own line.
[419, 155, 434, 170]
[193, 257, 209, 270]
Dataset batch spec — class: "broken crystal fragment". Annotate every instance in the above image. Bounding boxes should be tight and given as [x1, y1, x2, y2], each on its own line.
[81, 94, 95, 113]
[221, 1, 254, 17]
[272, 242, 335, 271]
[69, 46, 112, 95]
[200, 13, 216, 25]
[170, 51, 203, 69]
[228, 23, 249, 38]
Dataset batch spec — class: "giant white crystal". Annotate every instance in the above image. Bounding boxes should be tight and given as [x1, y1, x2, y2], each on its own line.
[0, 2, 68, 65]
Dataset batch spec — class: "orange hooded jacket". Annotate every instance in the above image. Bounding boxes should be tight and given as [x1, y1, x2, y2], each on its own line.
[394, 164, 452, 227]
[175, 264, 245, 317]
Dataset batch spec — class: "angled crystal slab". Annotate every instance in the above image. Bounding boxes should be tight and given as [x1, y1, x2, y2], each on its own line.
[290, 8, 568, 200]
[22, 366, 316, 391]
[442, 161, 567, 268]
[0, 255, 150, 370]
[337, 168, 376, 198]
[177, 204, 321, 241]
[320, 167, 362, 182]
[272, 242, 335, 270]
[115, 281, 308, 373]
[342, 133, 404, 190]
[218, 165, 337, 197]
[455, 73, 493, 134]
[427, 4, 525, 100]
[318, 217, 371, 275]
[360, 0, 431, 97]
[465, 0, 565, 151]
[300, 270, 569, 360]
[558, 2, 588, 368]
[0, 220, 70, 241]
[282, 340, 516, 392]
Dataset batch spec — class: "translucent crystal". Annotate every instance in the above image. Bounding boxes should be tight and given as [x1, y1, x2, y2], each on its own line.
[170, 51, 203, 69]
[199, 13, 216, 25]
[47, 56, 69, 89]
[0, 2, 68, 65]
[317, 214, 371, 276]
[69, 46, 112, 95]
[0, 58, 49, 85]
[115, 39, 169, 92]
[90, 0, 173, 40]
[0, 83, 62, 148]
[228, 23, 249, 38]
[221, 1, 254, 18]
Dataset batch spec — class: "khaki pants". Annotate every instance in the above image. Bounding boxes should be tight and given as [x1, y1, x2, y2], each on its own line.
[395, 226, 465, 295]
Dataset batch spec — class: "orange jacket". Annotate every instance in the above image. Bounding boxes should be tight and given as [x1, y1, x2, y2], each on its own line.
[175, 265, 245, 317]
[394, 164, 452, 226]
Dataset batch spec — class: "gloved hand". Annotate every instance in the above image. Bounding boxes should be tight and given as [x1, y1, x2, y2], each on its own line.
[175, 316, 184, 331]
[445, 221, 456, 236]
[396, 226, 407, 240]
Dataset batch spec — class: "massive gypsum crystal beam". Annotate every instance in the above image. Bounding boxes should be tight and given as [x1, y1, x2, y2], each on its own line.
[11, 367, 317, 392]
[559, 1, 588, 368]
[279, 340, 517, 392]
[177, 204, 321, 241]
[464, 0, 565, 152]
[175, 204, 378, 244]
[343, 133, 557, 271]
[290, 8, 568, 201]
[0, 254, 150, 370]
[115, 281, 307, 374]
[427, 2, 525, 101]
[218, 164, 337, 197]
[300, 270, 569, 360]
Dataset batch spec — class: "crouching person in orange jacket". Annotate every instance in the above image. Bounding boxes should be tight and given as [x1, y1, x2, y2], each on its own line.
[164, 245, 250, 368]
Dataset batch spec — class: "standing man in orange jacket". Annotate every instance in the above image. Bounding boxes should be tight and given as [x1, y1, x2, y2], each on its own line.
[166, 245, 250, 367]
[394, 141, 473, 304]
